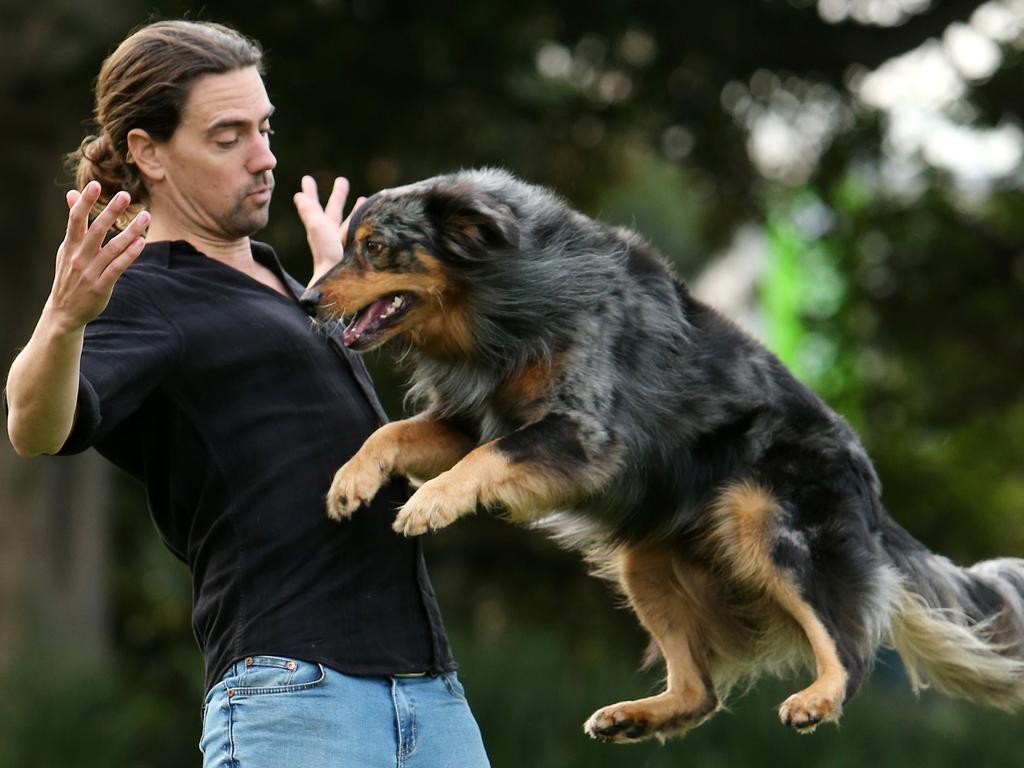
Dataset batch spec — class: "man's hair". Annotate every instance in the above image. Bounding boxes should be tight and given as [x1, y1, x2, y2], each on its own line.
[67, 20, 264, 228]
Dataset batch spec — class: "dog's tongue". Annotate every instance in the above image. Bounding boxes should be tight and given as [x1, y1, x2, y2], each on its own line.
[342, 296, 394, 346]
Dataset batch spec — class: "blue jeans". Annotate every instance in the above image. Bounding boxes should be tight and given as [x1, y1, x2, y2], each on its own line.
[200, 655, 490, 767]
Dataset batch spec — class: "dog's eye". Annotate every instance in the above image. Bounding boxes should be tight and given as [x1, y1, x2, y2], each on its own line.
[365, 240, 385, 256]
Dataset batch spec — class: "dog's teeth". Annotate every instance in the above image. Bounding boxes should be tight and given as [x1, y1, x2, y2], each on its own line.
[378, 296, 404, 321]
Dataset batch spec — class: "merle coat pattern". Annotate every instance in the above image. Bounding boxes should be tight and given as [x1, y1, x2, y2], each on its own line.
[303, 168, 1024, 741]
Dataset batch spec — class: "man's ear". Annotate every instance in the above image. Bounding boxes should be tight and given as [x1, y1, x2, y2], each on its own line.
[126, 128, 165, 183]
[424, 182, 520, 261]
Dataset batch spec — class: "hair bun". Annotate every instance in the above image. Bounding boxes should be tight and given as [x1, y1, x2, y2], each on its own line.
[68, 132, 146, 232]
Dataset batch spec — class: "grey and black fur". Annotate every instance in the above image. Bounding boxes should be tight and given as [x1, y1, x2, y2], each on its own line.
[303, 168, 1024, 741]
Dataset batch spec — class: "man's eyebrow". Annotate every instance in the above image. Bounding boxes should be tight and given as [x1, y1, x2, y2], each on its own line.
[205, 107, 276, 134]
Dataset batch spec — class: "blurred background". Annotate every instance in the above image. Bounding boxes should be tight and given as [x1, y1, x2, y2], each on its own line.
[2, 0, 1024, 765]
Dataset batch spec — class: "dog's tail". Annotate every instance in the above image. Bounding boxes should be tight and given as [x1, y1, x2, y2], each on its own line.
[883, 519, 1024, 710]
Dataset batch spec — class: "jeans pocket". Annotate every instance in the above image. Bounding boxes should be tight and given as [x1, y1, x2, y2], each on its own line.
[228, 656, 327, 697]
[199, 681, 229, 756]
[440, 671, 467, 701]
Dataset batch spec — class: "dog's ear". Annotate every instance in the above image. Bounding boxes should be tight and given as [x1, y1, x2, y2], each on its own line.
[424, 182, 520, 261]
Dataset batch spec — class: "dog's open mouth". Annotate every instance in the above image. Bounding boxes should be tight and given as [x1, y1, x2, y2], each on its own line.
[342, 291, 417, 349]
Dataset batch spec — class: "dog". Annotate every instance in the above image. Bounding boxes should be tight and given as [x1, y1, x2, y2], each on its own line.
[301, 168, 1024, 742]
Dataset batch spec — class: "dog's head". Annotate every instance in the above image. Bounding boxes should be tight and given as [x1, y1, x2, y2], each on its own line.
[302, 172, 521, 356]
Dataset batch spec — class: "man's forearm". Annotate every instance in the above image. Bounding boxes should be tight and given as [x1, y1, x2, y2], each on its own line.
[6, 303, 86, 456]
[7, 184, 151, 457]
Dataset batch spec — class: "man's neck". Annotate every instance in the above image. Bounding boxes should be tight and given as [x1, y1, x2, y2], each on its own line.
[145, 218, 254, 269]
[145, 216, 291, 297]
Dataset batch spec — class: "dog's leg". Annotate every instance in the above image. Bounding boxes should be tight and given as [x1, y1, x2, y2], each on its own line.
[326, 414, 475, 520]
[392, 413, 605, 536]
[707, 481, 854, 733]
[584, 547, 719, 743]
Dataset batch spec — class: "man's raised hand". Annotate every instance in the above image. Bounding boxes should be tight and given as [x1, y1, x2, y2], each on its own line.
[293, 175, 366, 286]
[49, 181, 149, 331]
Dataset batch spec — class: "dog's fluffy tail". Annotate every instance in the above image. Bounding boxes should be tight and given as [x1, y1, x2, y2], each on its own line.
[885, 523, 1024, 710]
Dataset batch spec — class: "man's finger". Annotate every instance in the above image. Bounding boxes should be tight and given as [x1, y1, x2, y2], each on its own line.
[323, 177, 350, 224]
[293, 191, 320, 228]
[81, 190, 132, 254]
[300, 175, 321, 207]
[99, 235, 146, 287]
[66, 181, 102, 243]
[67, 189, 81, 210]
[98, 210, 151, 271]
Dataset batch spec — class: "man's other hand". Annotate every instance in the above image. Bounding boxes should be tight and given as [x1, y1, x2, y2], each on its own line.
[294, 175, 367, 286]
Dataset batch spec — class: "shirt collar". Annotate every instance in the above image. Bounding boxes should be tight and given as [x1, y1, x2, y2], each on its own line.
[251, 241, 307, 301]
[138, 239, 306, 302]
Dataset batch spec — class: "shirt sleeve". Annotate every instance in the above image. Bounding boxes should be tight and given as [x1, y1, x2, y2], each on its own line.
[57, 270, 182, 455]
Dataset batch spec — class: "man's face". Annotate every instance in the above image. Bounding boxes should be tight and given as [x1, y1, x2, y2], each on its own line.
[156, 66, 276, 239]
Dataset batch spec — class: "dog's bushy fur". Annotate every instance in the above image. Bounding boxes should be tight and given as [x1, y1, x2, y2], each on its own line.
[306, 168, 1024, 741]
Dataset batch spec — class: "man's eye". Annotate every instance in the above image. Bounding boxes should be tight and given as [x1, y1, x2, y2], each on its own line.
[260, 127, 275, 141]
[216, 138, 239, 149]
[365, 240, 385, 256]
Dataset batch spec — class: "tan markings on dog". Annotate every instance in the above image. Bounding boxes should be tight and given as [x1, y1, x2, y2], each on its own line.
[385, 415, 476, 480]
[706, 481, 847, 732]
[774, 590, 848, 732]
[585, 547, 719, 743]
[326, 415, 475, 521]
[319, 268, 439, 316]
[462, 441, 579, 521]
[496, 355, 562, 410]
[405, 247, 477, 358]
[707, 481, 781, 586]
[319, 245, 480, 357]
[353, 223, 376, 245]
[392, 440, 587, 536]
[447, 199, 495, 244]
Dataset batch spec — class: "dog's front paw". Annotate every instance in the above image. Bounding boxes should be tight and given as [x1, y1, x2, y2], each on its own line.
[392, 473, 477, 536]
[326, 453, 390, 521]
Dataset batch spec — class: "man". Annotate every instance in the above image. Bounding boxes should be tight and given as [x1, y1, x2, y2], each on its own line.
[4, 20, 489, 768]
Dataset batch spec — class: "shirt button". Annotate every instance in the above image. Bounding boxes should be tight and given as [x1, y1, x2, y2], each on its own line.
[245, 657, 254, 667]
[286, 661, 297, 670]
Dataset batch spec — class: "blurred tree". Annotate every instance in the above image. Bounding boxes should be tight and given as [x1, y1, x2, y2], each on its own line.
[0, 0, 149, 671]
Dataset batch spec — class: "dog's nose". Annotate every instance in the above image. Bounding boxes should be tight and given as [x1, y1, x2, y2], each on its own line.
[299, 288, 322, 316]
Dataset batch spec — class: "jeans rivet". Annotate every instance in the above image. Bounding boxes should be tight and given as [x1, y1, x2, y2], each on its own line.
[245, 657, 254, 666]
[227, 688, 235, 698]
[286, 661, 297, 670]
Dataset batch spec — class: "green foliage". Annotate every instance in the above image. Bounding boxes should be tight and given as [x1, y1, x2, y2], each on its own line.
[454, 627, 1024, 768]
[4, 627, 1022, 768]
[0, 663, 200, 768]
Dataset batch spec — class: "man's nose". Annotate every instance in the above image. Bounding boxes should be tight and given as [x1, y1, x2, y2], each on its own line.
[299, 288, 321, 316]
[250, 138, 277, 174]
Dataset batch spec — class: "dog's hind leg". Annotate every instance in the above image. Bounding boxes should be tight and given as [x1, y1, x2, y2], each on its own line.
[584, 547, 719, 743]
[707, 481, 861, 733]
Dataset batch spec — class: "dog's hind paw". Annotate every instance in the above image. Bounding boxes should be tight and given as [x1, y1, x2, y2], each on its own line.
[584, 707, 652, 743]
[392, 473, 476, 536]
[584, 691, 717, 744]
[778, 687, 842, 734]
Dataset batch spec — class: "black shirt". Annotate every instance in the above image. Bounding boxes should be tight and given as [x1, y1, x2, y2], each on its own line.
[56, 239, 454, 691]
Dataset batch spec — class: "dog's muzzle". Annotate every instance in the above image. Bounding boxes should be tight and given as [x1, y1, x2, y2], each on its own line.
[299, 288, 322, 316]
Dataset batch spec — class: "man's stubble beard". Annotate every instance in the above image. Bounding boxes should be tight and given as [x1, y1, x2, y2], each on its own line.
[222, 175, 274, 238]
